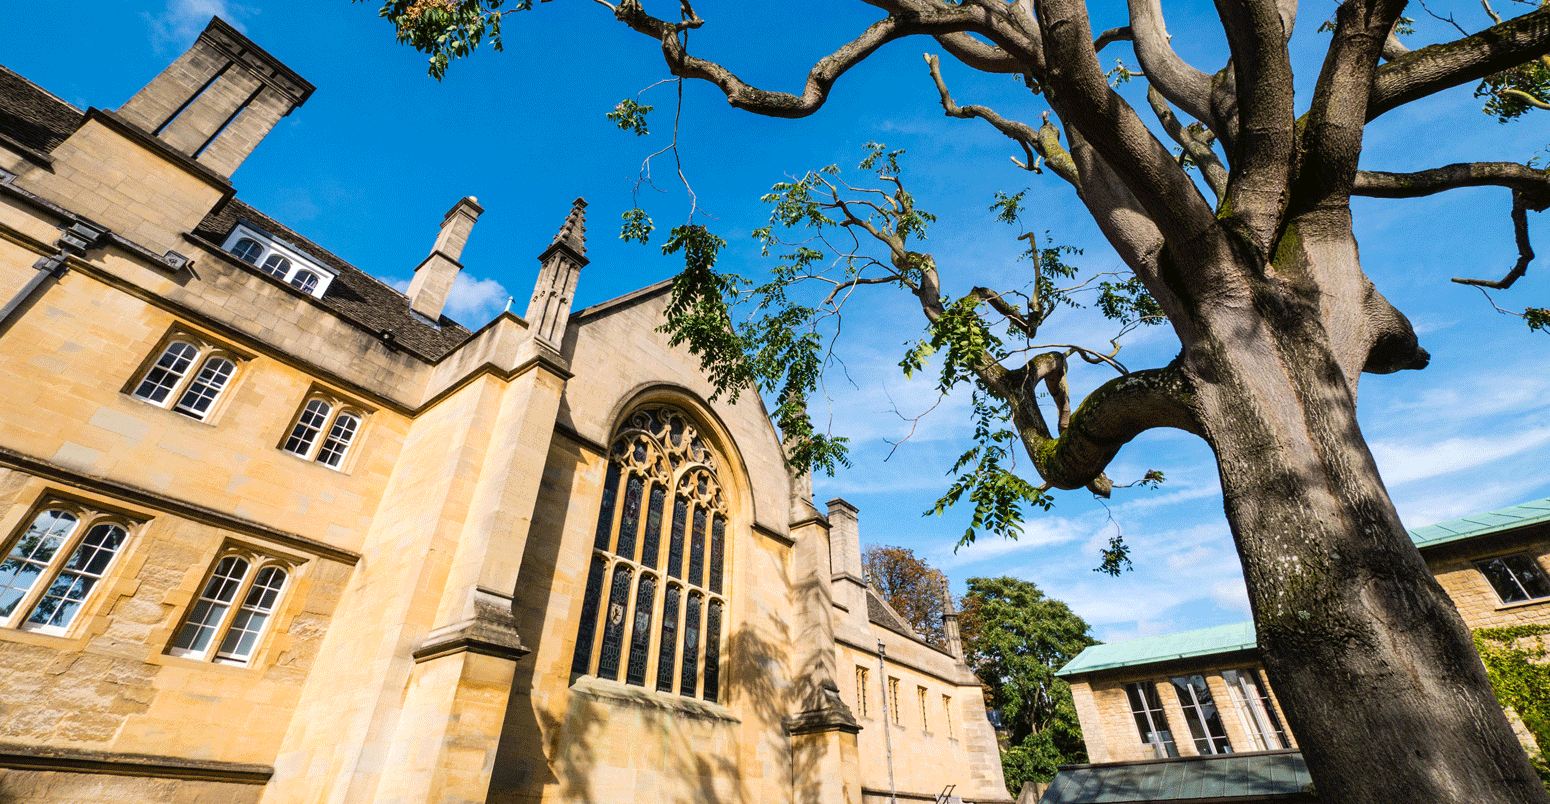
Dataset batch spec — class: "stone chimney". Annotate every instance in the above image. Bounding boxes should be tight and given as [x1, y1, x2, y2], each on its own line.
[942, 584, 964, 659]
[407, 196, 483, 322]
[117, 17, 314, 177]
[826, 498, 864, 582]
[526, 198, 589, 345]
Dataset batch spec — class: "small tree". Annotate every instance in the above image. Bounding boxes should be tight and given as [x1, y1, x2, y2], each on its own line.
[960, 576, 1096, 793]
[862, 545, 949, 645]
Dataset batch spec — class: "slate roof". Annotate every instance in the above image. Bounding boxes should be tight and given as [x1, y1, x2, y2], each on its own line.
[1040, 751, 1313, 804]
[1057, 622, 1257, 678]
[866, 588, 920, 641]
[191, 199, 473, 361]
[0, 64, 84, 156]
[1408, 496, 1550, 550]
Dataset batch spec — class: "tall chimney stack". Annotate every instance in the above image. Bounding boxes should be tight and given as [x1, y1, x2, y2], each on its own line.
[407, 196, 483, 322]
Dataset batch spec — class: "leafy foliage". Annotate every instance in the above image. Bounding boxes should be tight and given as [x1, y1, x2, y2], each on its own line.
[1526, 307, 1550, 332]
[366, 0, 522, 80]
[1477, 58, 1550, 122]
[607, 98, 654, 136]
[1474, 625, 1550, 789]
[861, 545, 948, 645]
[959, 577, 1097, 794]
[926, 389, 1053, 548]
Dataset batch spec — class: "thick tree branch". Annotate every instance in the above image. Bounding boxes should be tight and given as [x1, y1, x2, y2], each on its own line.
[614, 2, 989, 118]
[1454, 191, 1539, 288]
[1146, 86, 1229, 202]
[1214, 0, 1298, 252]
[1125, 0, 1217, 132]
[1370, 4, 1550, 120]
[1353, 161, 1550, 197]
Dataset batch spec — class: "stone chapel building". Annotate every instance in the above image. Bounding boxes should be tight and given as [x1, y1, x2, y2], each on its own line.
[0, 18, 1009, 804]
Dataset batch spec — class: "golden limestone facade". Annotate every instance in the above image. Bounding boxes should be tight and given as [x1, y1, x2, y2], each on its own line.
[0, 18, 1009, 804]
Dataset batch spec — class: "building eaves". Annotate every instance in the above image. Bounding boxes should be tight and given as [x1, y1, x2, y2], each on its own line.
[1056, 621, 1257, 678]
[0, 64, 84, 159]
[1040, 750, 1312, 804]
[1407, 496, 1550, 550]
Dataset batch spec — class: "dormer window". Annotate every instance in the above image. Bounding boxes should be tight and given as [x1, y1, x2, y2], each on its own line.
[221, 223, 336, 300]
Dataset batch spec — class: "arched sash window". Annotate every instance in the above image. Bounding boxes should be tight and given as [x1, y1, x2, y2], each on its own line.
[572, 405, 729, 703]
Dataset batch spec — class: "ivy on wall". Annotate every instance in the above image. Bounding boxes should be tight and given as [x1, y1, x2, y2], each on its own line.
[1475, 624, 1550, 788]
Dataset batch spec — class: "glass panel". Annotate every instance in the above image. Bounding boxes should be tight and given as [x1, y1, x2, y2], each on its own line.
[316, 413, 359, 468]
[1172, 674, 1232, 754]
[0, 510, 77, 618]
[1483, 554, 1550, 601]
[171, 556, 249, 654]
[626, 574, 656, 686]
[571, 556, 608, 674]
[680, 593, 701, 698]
[215, 566, 287, 662]
[290, 270, 319, 294]
[231, 238, 262, 264]
[688, 506, 706, 588]
[1125, 681, 1178, 758]
[594, 463, 621, 552]
[703, 598, 722, 703]
[283, 400, 332, 457]
[174, 357, 234, 418]
[709, 515, 725, 594]
[656, 584, 681, 692]
[596, 563, 633, 681]
[616, 475, 643, 562]
[1227, 668, 1288, 749]
[134, 341, 199, 404]
[261, 254, 290, 278]
[667, 496, 687, 580]
[640, 485, 665, 570]
[856, 667, 869, 717]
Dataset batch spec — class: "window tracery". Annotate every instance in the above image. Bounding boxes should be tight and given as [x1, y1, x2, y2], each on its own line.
[571, 405, 729, 703]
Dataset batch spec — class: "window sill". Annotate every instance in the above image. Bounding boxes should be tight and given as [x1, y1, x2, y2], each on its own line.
[128, 395, 219, 426]
[569, 675, 739, 724]
[1494, 596, 1550, 612]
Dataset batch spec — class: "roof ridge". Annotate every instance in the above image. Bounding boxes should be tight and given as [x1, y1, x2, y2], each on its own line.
[0, 63, 84, 115]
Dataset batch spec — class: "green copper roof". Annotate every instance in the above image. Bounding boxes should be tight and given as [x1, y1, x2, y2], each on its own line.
[1057, 622, 1256, 678]
[1407, 496, 1550, 549]
[1039, 751, 1312, 803]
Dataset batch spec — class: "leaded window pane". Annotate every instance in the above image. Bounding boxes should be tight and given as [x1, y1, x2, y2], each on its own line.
[174, 357, 234, 418]
[641, 485, 665, 570]
[668, 496, 687, 580]
[134, 341, 199, 404]
[316, 413, 359, 468]
[172, 556, 249, 654]
[703, 599, 722, 703]
[709, 515, 725, 594]
[594, 463, 621, 551]
[1172, 674, 1232, 755]
[261, 254, 290, 278]
[572, 556, 608, 674]
[626, 575, 657, 686]
[688, 507, 706, 588]
[284, 400, 332, 457]
[0, 510, 77, 618]
[215, 566, 287, 663]
[597, 564, 633, 681]
[681, 593, 702, 698]
[231, 238, 262, 264]
[617, 475, 643, 562]
[656, 585, 680, 693]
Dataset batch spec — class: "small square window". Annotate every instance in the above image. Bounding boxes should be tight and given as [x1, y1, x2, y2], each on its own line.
[1476, 554, 1550, 604]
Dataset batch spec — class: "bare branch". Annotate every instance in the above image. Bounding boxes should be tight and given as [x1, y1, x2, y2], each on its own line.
[1125, 0, 1217, 131]
[1146, 86, 1229, 202]
[1370, 4, 1550, 120]
[924, 54, 1079, 183]
[1454, 191, 1539, 288]
[1353, 161, 1550, 197]
[1094, 26, 1133, 52]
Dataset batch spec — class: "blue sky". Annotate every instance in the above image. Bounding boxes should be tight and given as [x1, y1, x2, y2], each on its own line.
[6, 0, 1547, 643]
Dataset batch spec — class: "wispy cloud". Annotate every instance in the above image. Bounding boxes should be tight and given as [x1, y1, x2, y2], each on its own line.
[144, 0, 252, 54]
[1370, 427, 1550, 486]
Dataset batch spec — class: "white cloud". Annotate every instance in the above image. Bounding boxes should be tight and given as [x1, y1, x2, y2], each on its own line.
[144, 0, 251, 54]
[442, 273, 511, 324]
[1370, 427, 1550, 486]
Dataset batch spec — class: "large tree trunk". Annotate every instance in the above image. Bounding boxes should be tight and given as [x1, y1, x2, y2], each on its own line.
[1186, 221, 1549, 803]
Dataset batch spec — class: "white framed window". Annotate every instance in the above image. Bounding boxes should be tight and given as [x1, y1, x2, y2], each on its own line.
[130, 334, 242, 422]
[169, 550, 291, 665]
[221, 223, 336, 300]
[280, 393, 366, 470]
[0, 502, 138, 635]
[1475, 554, 1550, 604]
[1222, 668, 1289, 751]
[1125, 681, 1179, 758]
[1171, 674, 1233, 754]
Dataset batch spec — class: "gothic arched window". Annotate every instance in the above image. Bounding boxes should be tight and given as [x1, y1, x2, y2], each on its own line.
[572, 405, 728, 703]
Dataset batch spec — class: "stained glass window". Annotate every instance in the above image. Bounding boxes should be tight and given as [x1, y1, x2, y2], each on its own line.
[572, 405, 729, 702]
